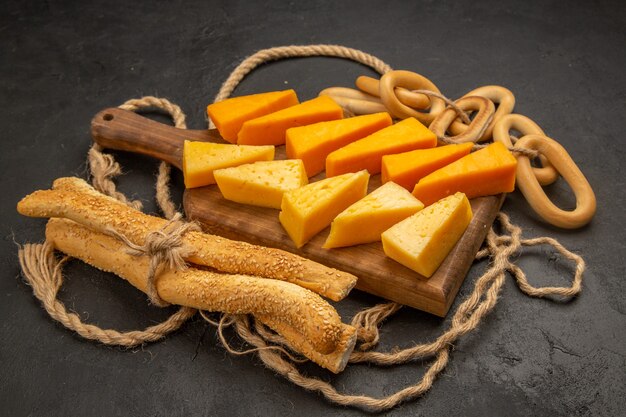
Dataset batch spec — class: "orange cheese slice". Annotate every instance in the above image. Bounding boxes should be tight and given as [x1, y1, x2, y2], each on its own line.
[279, 170, 370, 248]
[182, 140, 274, 188]
[381, 192, 473, 278]
[285, 112, 392, 177]
[323, 181, 424, 249]
[207, 90, 299, 144]
[237, 96, 343, 146]
[214, 159, 308, 209]
[325, 117, 437, 177]
[412, 141, 517, 206]
[381, 143, 474, 190]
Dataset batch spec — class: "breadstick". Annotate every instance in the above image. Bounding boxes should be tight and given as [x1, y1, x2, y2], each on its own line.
[256, 314, 355, 373]
[17, 177, 357, 301]
[45, 218, 355, 363]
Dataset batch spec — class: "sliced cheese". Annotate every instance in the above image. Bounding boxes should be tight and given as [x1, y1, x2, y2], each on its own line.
[207, 90, 299, 144]
[285, 112, 392, 177]
[381, 192, 473, 278]
[323, 181, 424, 249]
[182, 140, 275, 188]
[238, 96, 344, 146]
[412, 142, 517, 206]
[325, 117, 437, 177]
[381, 143, 474, 190]
[214, 159, 308, 209]
[279, 170, 370, 248]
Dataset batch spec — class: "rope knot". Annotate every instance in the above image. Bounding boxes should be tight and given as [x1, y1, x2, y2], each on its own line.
[356, 328, 378, 351]
[351, 302, 402, 351]
[109, 213, 201, 307]
[412, 89, 472, 124]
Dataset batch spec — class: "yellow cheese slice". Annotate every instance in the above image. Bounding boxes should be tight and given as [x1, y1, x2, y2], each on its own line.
[279, 170, 370, 248]
[323, 182, 424, 249]
[381, 192, 473, 278]
[214, 159, 308, 209]
[182, 140, 275, 188]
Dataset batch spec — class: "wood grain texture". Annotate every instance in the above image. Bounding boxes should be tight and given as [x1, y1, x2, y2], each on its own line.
[91, 108, 221, 169]
[186, 187, 503, 316]
[92, 108, 504, 316]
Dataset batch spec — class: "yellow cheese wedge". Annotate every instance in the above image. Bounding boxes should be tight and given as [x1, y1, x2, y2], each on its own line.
[279, 170, 370, 248]
[214, 159, 308, 209]
[323, 181, 424, 249]
[182, 140, 275, 188]
[381, 192, 473, 278]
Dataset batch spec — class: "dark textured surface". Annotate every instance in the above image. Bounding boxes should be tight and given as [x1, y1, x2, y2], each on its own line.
[1, 0, 625, 415]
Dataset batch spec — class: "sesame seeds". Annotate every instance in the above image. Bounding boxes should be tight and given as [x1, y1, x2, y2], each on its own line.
[28, 177, 357, 360]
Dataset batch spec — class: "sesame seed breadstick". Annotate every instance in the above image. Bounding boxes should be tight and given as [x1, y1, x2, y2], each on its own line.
[256, 314, 356, 373]
[45, 218, 354, 361]
[17, 177, 357, 301]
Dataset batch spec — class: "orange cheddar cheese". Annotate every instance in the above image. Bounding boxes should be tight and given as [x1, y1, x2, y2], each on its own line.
[207, 90, 299, 143]
[214, 159, 308, 209]
[285, 112, 392, 177]
[182, 140, 275, 188]
[237, 96, 344, 146]
[381, 143, 474, 190]
[381, 192, 473, 278]
[412, 142, 517, 206]
[325, 117, 437, 177]
[323, 181, 424, 249]
[279, 170, 370, 248]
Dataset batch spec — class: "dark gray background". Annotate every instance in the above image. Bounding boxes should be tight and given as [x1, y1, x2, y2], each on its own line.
[1, 0, 625, 416]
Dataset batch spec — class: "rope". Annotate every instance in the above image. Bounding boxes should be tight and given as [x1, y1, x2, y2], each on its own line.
[413, 89, 472, 124]
[198, 313, 308, 363]
[87, 145, 143, 211]
[107, 213, 201, 307]
[439, 134, 540, 158]
[17, 241, 196, 346]
[213, 44, 393, 103]
[16, 44, 586, 412]
[412, 89, 539, 158]
[88, 96, 187, 220]
[200, 212, 583, 412]
[18, 95, 200, 347]
[350, 301, 402, 351]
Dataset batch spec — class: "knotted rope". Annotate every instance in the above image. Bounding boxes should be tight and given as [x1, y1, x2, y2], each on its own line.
[203, 212, 583, 412]
[412, 89, 539, 158]
[18, 241, 196, 346]
[20, 95, 199, 346]
[412, 89, 472, 124]
[107, 213, 201, 307]
[17, 44, 586, 412]
[88, 96, 187, 219]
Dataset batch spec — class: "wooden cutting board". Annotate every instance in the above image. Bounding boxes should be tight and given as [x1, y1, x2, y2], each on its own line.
[91, 108, 504, 317]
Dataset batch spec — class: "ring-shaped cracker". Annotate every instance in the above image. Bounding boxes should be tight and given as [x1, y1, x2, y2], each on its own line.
[449, 85, 515, 142]
[429, 96, 495, 143]
[319, 87, 388, 115]
[514, 134, 596, 229]
[493, 114, 558, 185]
[378, 70, 445, 124]
[355, 75, 431, 109]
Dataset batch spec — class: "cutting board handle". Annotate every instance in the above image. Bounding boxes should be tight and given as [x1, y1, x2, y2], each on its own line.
[91, 108, 220, 170]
